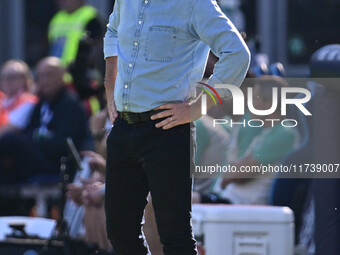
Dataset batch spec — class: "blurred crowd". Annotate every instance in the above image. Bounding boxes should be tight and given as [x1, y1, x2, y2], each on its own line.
[0, 0, 339, 255]
[0, 0, 112, 252]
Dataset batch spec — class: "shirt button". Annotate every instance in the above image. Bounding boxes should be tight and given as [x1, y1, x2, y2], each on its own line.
[138, 20, 142, 25]
[124, 84, 128, 89]
[128, 63, 132, 68]
[124, 106, 128, 110]
[134, 42, 138, 46]
[144, 0, 148, 3]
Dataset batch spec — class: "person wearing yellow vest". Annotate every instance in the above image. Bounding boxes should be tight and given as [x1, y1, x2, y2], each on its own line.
[0, 60, 38, 136]
[48, 0, 104, 116]
[48, 0, 102, 66]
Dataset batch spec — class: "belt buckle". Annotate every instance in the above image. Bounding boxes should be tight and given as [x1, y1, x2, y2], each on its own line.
[125, 113, 135, 124]
[126, 112, 140, 124]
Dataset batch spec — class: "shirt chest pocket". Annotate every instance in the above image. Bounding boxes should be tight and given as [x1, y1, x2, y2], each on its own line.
[144, 26, 177, 62]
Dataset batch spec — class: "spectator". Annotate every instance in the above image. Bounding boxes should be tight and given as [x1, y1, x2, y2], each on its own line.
[218, 76, 299, 204]
[65, 104, 111, 249]
[0, 60, 38, 136]
[48, 0, 103, 67]
[192, 115, 230, 202]
[66, 152, 164, 254]
[66, 151, 111, 251]
[193, 76, 298, 205]
[0, 57, 88, 184]
[48, 0, 105, 116]
[193, 72, 259, 204]
[297, 44, 340, 255]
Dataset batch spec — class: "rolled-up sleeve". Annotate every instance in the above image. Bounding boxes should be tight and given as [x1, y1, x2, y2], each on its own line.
[104, 0, 120, 59]
[190, 0, 250, 98]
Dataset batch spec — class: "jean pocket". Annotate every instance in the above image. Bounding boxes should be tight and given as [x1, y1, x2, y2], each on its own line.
[144, 26, 177, 62]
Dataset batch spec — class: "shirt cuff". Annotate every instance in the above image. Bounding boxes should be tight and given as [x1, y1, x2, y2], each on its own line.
[206, 74, 232, 99]
[104, 37, 118, 59]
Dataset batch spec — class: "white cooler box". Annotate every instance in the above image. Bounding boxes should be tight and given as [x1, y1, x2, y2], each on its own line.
[192, 204, 294, 255]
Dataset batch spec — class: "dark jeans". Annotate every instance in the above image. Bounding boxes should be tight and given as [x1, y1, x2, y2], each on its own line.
[105, 116, 197, 255]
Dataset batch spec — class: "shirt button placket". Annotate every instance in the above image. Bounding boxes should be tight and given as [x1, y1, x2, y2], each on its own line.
[124, 0, 149, 112]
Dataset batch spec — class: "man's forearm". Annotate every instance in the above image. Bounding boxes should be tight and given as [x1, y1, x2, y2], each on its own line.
[105, 56, 118, 122]
[104, 56, 117, 97]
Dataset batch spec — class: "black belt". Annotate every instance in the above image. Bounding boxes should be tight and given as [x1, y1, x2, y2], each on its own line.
[119, 110, 160, 124]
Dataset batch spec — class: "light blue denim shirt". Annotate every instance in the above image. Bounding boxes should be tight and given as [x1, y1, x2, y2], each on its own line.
[104, 0, 250, 112]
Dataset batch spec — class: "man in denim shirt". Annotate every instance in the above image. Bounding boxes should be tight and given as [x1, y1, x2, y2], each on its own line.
[104, 1, 250, 254]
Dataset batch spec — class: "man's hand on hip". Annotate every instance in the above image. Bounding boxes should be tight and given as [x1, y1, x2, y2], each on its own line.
[104, 56, 118, 124]
[151, 98, 202, 129]
[107, 100, 118, 124]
